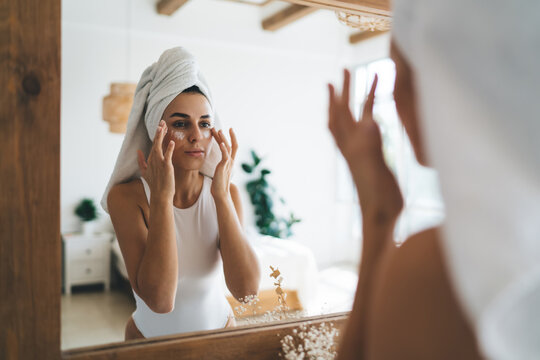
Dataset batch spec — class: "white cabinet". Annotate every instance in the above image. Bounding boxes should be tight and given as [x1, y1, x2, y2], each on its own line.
[63, 232, 113, 295]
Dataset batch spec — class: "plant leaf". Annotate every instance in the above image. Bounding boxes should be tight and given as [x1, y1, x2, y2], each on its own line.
[241, 163, 253, 173]
[251, 150, 261, 166]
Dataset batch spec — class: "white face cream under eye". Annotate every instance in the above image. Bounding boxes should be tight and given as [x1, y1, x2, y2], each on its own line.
[168, 120, 188, 141]
[199, 119, 213, 139]
[169, 119, 213, 140]
[200, 128, 211, 139]
[172, 129, 186, 140]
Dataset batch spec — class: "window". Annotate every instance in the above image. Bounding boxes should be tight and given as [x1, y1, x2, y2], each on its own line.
[340, 58, 445, 244]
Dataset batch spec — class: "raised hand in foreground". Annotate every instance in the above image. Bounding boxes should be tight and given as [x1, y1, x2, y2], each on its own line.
[328, 69, 403, 226]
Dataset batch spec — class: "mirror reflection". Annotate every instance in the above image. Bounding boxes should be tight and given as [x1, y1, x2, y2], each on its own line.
[60, 0, 442, 350]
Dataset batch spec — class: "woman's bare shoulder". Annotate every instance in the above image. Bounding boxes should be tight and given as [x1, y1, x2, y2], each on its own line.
[107, 178, 146, 209]
[368, 228, 481, 359]
[398, 227, 440, 261]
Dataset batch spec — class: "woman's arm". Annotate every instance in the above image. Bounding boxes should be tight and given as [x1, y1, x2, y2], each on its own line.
[211, 128, 261, 300]
[328, 71, 403, 359]
[337, 162, 402, 360]
[365, 228, 481, 359]
[215, 183, 260, 299]
[136, 191, 178, 311]
[329, 70, 480, 359]
[108, 185, 178, 313]
[108, 120, 179, 313]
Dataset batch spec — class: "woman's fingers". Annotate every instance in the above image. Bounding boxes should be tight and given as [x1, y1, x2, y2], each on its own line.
[218, 141, 229, 164]
[152, 120, 162, 143]
[152, 119, 167, 159]
[164, 140, 175, 162]
[328, 83, 336, 132]
[229, 128, 238, 161]
[362, 74, 378, 122]
[218, 129, 232, 154]
[211, 127, 224, 149]
[328, 71, 355, 138]
[211, 128, 224, 154]
[342, 69, 351, 107]
[211, 127, 219, 142]
[211, 128, 232, 159]
[137, 149, 147, 175]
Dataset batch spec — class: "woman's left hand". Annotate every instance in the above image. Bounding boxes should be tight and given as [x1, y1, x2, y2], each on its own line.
[329, 69, 403, 222]
[210, 128, 238, 200]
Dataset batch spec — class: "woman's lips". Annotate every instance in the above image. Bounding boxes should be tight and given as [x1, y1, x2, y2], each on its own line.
[184, 150, 204, 157]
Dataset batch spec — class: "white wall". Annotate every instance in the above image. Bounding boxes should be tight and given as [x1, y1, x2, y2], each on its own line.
[347, 32, 391, 66]
[61, 0, 389, 266]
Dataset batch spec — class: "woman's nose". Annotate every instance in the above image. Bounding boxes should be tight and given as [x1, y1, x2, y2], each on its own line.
[188, 126, 202, 142]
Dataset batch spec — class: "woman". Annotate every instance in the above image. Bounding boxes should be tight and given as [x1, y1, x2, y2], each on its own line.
[328, 41, 481, 359]
[101, 48, 260, 340]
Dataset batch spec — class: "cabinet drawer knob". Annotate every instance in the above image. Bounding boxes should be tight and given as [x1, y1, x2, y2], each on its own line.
[85, 249, 92, 255]
[85, 268, 92, 274]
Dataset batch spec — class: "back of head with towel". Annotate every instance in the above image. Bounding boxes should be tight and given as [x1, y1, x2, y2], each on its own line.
[392, 1, 540, 358]
[330, 1, 540, 359]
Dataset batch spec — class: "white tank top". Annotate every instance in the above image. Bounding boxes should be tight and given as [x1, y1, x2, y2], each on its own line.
[131, 175, 232, 338]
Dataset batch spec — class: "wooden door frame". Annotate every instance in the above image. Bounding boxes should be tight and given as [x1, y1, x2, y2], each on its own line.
[1, 0, 385, 358]
[1, 0, 61, 359]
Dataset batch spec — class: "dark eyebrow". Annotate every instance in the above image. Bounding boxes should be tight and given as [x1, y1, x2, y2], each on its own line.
[169, 113, 189, 119]
[169, 113, 211, 119]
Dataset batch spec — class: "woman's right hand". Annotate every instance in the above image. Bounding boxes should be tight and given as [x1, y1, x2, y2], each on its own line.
[137, 119, 176, 201]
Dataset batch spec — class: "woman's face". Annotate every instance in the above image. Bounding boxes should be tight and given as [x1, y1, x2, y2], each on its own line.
[390, 40, 428, 166]
[160, 91, 214, 171]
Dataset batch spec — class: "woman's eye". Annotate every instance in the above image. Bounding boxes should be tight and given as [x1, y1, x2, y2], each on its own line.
[201, 122, 212, 128]
[173, 121, 186, 128]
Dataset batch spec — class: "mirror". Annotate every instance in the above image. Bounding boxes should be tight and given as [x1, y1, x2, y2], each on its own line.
[60, 0, 438, 352]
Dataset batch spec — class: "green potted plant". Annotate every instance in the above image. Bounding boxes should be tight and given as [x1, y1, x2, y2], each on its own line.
[241, 150, 301, 239]
[75, 198, 99, 235]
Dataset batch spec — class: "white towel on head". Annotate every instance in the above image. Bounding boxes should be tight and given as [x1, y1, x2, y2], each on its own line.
[392, 1, 540, 359]
[101, 47, 224, 213]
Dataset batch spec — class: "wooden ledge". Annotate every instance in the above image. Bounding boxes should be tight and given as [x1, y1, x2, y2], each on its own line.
[62, 312, 349, 359]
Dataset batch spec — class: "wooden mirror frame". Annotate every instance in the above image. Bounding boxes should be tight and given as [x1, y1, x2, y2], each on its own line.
[1, 0, 389, 358]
